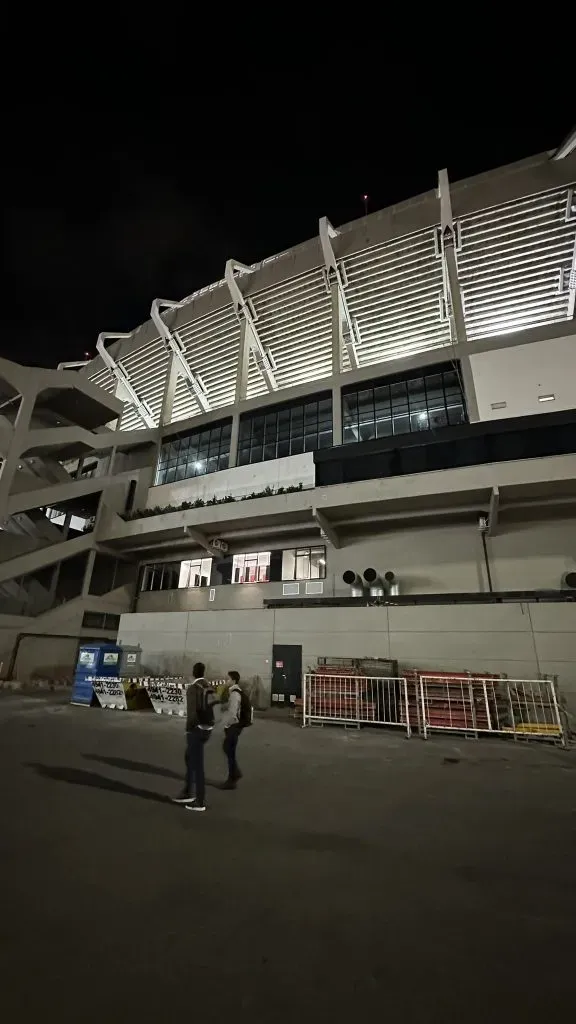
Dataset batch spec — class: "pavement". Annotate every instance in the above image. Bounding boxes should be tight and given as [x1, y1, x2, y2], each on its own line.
[2, 695, 575, 1023]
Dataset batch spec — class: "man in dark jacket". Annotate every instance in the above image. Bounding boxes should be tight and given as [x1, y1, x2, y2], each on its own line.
[173, 662, 214, 812]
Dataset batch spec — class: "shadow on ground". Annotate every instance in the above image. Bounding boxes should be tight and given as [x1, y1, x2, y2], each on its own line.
[24, 762, 171, 804]
[83, 753, 181, 779]
[83, 753, 224, 787]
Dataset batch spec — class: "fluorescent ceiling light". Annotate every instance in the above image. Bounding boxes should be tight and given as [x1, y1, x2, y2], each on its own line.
[538, 394, 555, 403]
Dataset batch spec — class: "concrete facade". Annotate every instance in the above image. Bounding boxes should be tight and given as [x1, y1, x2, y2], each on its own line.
[118, 601, 576, 715]
[1, 146, 575, 694]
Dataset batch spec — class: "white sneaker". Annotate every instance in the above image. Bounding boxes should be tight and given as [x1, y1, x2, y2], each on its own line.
[172, 793, 195, 804]
[185, 801, 206, 812]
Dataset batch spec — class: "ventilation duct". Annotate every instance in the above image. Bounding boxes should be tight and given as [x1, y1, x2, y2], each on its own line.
[561, 571, 576, 590]
[363, 568, 386, 598]
[385, 571, 400, 597]
[342, 570, 364, 598]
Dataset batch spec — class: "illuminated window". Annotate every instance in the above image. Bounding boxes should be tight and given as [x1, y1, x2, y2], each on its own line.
[155, 420, 232, 486]
[237, 394, 332, 466]
[232, 551, 271, 584]
[179, 558, 212, 588]
[281, 546, 326, 581]
[140, 559, 212, 591]
[342, 366, 466, 444]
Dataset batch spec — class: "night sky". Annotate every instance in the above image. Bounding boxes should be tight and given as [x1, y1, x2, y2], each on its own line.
[3, 75, 573, 370]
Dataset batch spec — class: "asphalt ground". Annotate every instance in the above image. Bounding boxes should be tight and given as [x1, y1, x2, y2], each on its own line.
[1, 695, 575, 1023]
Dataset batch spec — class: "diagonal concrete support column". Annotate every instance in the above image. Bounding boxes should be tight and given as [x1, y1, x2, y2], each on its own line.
[0, 389, 35, 522]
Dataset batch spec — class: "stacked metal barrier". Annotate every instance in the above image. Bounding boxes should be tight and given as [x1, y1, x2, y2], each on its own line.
[302, 668, 566, 746]
[303, 668, 412, 736]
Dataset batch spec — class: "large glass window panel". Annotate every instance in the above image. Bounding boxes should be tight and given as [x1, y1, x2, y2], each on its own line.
[425, 373, 448, 428]
[282, 546, 326, 581]
[391, 381, 409, 435]
[179, 558, 212, 588]
[281, 549, 296, 580]
[155, 420, 232, 486]
[408, 377, 428, 431]
[232, 551, 271, 584]
[239, 396, 332, 466]
[310, 546, 326, 579]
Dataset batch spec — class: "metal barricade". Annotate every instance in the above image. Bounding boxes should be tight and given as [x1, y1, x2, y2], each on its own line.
[303, 673, 412, 735]
[419, 675, 565, 745]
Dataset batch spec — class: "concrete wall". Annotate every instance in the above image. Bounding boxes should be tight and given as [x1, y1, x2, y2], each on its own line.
[118, 601, 576, 716]
[147, 452, 315, 508]
[470, 334, 576, 421]
[134, 518, 576, 612]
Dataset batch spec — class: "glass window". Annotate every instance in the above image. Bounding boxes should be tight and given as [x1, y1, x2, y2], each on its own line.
[141, 559, 212, 591]
[232, 551, 271, 584]
[178, 558, 212, 588]
[154, 419, 232, 486]
[239, 395, 332, 466]
[342, 365, 466, 444]
[281, 546, 326, 581]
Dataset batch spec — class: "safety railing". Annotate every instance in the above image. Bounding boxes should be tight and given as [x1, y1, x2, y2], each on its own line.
[303, 673, 412, 735]
[418, 675, 565, 745]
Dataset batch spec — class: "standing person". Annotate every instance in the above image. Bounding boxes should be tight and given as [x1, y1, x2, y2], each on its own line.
[221, 670, 252, 789]
[173, 662, 215, 812]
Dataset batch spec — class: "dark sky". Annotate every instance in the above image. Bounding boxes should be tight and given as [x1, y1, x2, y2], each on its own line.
[2, 69, 573, 369]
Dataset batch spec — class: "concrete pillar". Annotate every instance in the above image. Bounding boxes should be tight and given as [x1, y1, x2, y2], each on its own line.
[0, 389, 35, 522]
[47, 512, 71, 605]
[81, 548, 97, 598]
[234, 320, 250, 403]
[229, 412, 240, 468]
[160, 351, 179, 427]
[331, 280, 343, 375]
[459, 353, 480, 423]
[444, 247, 468, 346]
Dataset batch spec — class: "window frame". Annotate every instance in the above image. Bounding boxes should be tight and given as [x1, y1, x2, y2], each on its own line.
[342, 365, 466, 444]
[281, 545, 326, 581]
[231, 551, 271, 584]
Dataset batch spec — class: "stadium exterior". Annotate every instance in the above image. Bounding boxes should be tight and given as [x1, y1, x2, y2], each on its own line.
[1, 140, 575, 713]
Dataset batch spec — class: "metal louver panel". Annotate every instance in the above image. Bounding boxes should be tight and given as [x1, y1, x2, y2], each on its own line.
[247, 269, 332, 397]
[459, 186, 576, 340]
[113, 337, 169, 431]
[343, 227, 451, 367]
[170, 305, 240, 421]
[88, 366, 116, 396]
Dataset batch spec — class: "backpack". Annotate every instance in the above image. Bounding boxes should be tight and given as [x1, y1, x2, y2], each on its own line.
[232, 684, 253, 728]
[195, 682, 216, 727]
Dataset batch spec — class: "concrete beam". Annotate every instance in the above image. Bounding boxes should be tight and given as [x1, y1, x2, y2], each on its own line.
[487, 486, 500, 536]
[183, 526, 225, 557]
[313, 508, 340, 549]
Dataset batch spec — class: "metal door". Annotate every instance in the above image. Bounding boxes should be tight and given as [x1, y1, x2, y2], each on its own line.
[271, 644, 302, 706]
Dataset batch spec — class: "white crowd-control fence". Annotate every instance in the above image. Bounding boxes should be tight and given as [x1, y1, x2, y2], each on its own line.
[302, 674, 412, 736]
[302, 673, 566, 746]
[418, 675, 565, 744]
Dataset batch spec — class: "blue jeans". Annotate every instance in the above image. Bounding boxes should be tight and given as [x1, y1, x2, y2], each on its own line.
[185, 728, 211, 804]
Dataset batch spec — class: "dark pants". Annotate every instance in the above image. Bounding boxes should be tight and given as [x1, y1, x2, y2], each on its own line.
[185, 728, 211, 804]
[223, 724, 242, 781]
